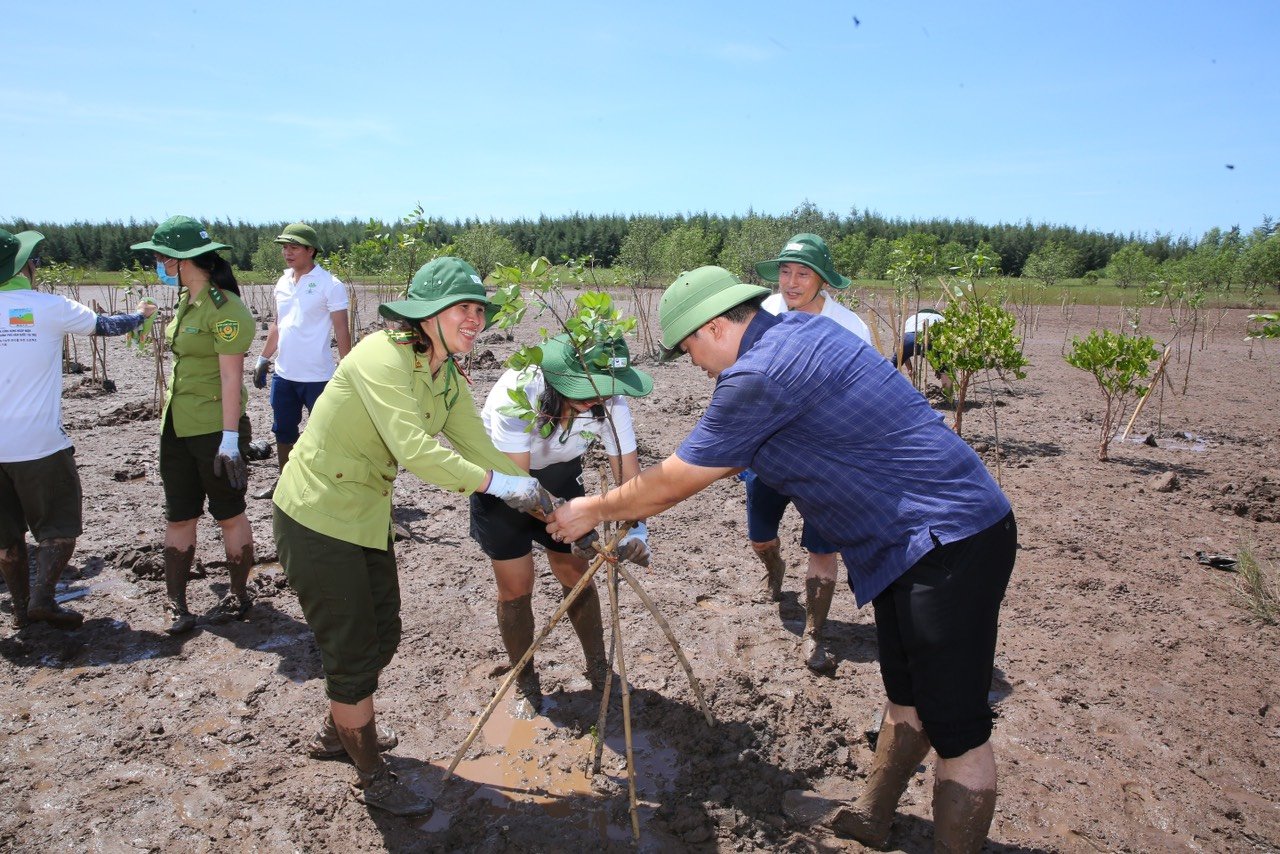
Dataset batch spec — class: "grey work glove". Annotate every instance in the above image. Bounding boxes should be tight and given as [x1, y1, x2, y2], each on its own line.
[213, 430, 248, 491]
[252, 356, 271, 390]
[616, 522, 651, 567]
[484, 470, 544, 514]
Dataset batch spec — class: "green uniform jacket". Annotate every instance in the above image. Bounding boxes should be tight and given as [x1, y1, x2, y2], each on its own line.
[163, 286, 255, 436]
[274, 330, 526, 550]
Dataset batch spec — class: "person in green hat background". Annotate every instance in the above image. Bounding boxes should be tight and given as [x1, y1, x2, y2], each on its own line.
[471, 332, 654, 716]
[0, 228, 156, 629]
[250, 222, 351, 500]
[131, 216, 257, 635]
[272, 256, 543, 816]
[746, 233, 874, 673]
[549, 265, 1017, 852]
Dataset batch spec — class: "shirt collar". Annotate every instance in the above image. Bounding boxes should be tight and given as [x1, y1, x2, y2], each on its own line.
[736, 309, 780, 360]
[0, 274, 32, 292]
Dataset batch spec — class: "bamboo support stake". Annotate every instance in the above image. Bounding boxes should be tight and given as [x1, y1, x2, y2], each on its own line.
[1121, 345, 1173, 441]
[589, 578, 618, 776]
[605, 559, 641, 843]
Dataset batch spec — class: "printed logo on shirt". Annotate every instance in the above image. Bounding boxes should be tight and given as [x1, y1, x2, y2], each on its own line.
[214, 319, 240, 342]
[8, 308, 34, 325]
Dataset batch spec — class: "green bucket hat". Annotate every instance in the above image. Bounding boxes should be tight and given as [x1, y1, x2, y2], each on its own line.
[130, 215, 231, 259]
[378, 256, 497, 327]
[754, 233, 851, 290]
[0, 228, 44, 282]
[658, 266, 770, 361]
[274, 222, 319, 250]
[540, 334, 654, 400]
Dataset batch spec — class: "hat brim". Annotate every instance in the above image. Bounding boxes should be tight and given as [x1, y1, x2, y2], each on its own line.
[273, 236, 316, 248]
[754, 258, 851, 290]
[378, 295, 498, 330]
[544, 365, 654, 400]
[659, 282, 771, 360]
[0, 231, 44, 282]
[130, 239, 232, 259]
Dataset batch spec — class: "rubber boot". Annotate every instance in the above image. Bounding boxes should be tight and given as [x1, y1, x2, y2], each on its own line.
[831, 720, 933, 848]
[933, 778, 996, 854]
[0, 542, 31, 629]
[27, 538, 82, 629]
[753, 541, 785, 602]
[336, 717, 433, 817]
[307, 710, 398, 759]
[163, 545, 197, 635]
[803, 576, 837, 673]
[252, 442, 291, 500]
[561, 583, 609, 690]
[497, 595, 541, 717]
[208, 542, 254, 624]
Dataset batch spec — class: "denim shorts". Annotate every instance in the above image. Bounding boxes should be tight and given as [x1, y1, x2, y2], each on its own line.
[742, 469, 838, 554]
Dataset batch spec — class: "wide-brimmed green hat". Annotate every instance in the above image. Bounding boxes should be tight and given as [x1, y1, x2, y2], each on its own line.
[274, 222, 319, 250]
[130, 216, 231, 259]
[378, 256, 497, 327]
[658, 266, 770, 361]
[754, 233, 851, 290]
[0, 228, 44, 281]
[540, 334, 653, 400]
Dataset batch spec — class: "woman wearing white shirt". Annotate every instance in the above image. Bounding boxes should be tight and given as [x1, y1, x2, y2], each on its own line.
[472, 334, 653, 715]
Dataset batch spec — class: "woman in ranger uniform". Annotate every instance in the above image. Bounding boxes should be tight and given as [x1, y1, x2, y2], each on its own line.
[131, 217, 256, 635]
[273, 257, 541, 817]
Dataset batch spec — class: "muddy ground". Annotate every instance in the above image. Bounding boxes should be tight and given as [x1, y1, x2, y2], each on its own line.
[1, 290, 1278, 853]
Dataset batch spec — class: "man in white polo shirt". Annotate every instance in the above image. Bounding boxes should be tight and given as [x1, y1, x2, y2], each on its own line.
[251, 223, 350, 499]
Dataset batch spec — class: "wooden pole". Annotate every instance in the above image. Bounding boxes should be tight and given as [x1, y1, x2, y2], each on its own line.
[1121, 345, 1173, 441]
[605, 559, 642, 842]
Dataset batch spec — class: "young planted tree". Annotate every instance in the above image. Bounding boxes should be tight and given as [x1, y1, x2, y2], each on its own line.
[1104, 243, 1158, 290]
[1065, 330, 1161, 461]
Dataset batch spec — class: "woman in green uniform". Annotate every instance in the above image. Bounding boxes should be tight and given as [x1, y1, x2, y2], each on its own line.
[131, 217, 256, 635]
[272, 257, 542, 817]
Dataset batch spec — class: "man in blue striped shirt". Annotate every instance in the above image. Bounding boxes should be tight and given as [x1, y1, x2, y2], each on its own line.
[548, 266, 1017, 853]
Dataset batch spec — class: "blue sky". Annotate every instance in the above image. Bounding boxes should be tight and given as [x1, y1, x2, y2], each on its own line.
[4, 1, 1276, 240]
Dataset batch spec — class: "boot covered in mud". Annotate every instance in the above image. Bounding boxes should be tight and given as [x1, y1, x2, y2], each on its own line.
[307, 711, 399, 759]
[207, 543, 254, 624]
[252, 442, 292, 501]
[0, 542, 31, 629]
[932, 777, 996, 854]
[802, 576, 837, 673]
[753, 541, 785, 602]
[27, 538, 82, 629]
[830, 720, 932, 848]
[337, 717, 433, 817]
[497, 595, 542, 716]
[163, 545, 197, 635]
[561, 583, 609, 691]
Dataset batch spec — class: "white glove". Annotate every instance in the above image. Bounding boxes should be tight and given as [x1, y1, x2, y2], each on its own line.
[616, 522, 650, 567]
[484, 471, 543, 514]
[213, 430, 247, 491]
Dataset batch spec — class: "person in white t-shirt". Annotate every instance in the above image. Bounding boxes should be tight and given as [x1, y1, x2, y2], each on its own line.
[251, 223, 350, 499]
[894, 308, 947, 383]
[749, 232, 874, 672]
[0, 228, 156, 629]
[471, 334, 653, 715]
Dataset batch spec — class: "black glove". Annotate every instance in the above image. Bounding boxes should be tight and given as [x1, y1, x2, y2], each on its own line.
[252, 356, 271, 390]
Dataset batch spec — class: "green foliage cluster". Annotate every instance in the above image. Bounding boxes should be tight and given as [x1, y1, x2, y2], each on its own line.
[1065, 330, 1161, 461]
[1245, 312, 1280, 340]
[1234, 545, 1279, 625]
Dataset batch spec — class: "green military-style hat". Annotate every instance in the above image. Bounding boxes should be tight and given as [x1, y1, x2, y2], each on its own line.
[274, 222, 320, 250]
[130, 215, 231, 259]
[658, 266, 770, 361]
[0, 228, 44, 282]
[378, 256, 497, 327]
[754, 233, 851, 290]
[539, 334, 653, 400]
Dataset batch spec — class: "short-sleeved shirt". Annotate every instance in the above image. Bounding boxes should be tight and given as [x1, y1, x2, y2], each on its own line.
[676, 310, 1011, 606]
[0, 282, 98, 462]
[163, 286, 255, 437]
[762, 292, 872, 344]
[273, 264, 349, 382]
[481, 368, 637, 469]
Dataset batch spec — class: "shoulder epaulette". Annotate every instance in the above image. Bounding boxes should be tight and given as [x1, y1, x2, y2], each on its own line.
[386, 330, 417, 345]
[209, 287, 226, 308]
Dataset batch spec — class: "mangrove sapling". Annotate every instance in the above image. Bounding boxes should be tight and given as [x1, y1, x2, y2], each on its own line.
[1064, 330, 1161, 461]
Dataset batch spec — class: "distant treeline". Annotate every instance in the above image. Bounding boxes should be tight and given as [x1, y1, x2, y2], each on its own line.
[6, 203, 1275, 280]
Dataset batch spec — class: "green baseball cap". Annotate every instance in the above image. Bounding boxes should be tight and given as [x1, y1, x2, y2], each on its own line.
[130, 215, 231, 259]
[0, 228, 44, 281]
[539, 334, 653, 400]
[378, 256, 497, 326]
[754, 233, 851, 290]
[274, 222, 319, 250]
[658, 266, 769, 361]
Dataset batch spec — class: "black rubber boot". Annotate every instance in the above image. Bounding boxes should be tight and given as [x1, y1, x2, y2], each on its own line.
[0, 542, 31, 629]
[252, 442, 291, 500]
[803, 576, 837, 673]
[208, 542, 254, 623]
[497, 595, 541, 717]
[831, 720, 933, 848]
[336, 717, 433, 817]
[27, 538, 82, 629]
[561, 583, 609, 690]
[163, 545, 197, 635]
[753, 541, 785, 602]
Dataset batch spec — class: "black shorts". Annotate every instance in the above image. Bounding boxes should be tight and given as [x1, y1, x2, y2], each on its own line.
[872, 511, 1017, 759]
[159, 413, 252, 522]
[470, 459, 585, 561]
[0, 448, 82, 547]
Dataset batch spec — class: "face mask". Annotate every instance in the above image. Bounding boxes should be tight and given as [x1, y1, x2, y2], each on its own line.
[155, 261, 179, 287]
